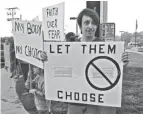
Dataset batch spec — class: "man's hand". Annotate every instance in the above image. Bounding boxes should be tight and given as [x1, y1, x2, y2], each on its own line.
[122, 51, 129, 67]
[41, 51, 48, 61]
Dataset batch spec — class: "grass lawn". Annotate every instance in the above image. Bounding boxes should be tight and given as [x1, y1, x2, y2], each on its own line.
[116, 66, 143, 114]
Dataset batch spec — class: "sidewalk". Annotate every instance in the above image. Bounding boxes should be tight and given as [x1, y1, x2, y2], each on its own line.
[1, 68, 28, 114]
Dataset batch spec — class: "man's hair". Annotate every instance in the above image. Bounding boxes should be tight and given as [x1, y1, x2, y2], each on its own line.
[77, 8, 99, 28]
[65, 32, 77, 42]
[66, 32, 75, 39]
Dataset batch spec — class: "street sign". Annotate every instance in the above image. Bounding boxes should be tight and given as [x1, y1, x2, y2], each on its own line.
[7, 18, 19, 21]
[44, 42, 124, 107]
[101, 23, 115, 41]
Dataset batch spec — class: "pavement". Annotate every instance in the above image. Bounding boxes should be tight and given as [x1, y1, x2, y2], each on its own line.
[1, 68, 28, 114]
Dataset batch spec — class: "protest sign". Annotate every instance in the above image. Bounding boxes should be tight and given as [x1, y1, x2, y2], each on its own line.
[42, 2, 65, 41]
[44, 42, 124, 107]
[12, 20, 43, 68]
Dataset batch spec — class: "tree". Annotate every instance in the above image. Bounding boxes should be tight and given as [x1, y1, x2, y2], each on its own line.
[121, 32, 132, 46]
[115, 35, 121, 41]
[138, 31, 143, 46]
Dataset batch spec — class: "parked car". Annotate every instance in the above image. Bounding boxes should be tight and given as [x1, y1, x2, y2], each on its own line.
[138, 47, 143, 52]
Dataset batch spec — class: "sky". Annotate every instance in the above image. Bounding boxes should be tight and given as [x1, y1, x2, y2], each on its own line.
[0, 0, 143, 37]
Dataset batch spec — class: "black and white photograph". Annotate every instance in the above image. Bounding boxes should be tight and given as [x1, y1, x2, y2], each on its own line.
[0, 0, 143, 114]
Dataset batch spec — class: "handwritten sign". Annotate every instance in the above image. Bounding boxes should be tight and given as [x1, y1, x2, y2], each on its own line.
[44, 42, 124, 107]
[42, 2, 65, 41]
[12, 20, 43, 68]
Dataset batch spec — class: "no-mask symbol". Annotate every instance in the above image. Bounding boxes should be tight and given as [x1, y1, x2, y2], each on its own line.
[85, 56, 121, 91]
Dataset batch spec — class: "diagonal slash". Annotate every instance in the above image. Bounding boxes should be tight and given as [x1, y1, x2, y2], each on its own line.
[91, 63, 113, 85]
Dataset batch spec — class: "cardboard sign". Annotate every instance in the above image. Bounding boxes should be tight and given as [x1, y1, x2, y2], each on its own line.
[12, 20, 43, 69]
[42, 2, 65, 41]
[44, 42, 124, 107]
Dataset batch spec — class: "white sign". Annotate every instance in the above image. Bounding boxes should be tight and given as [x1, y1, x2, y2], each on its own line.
[12, 20, 43, 69]
[42, 2, 65, 41]
[44, 42, 124, 107]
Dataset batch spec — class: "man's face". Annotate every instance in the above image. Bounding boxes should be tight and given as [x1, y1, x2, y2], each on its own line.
[81, 15, 98, 41]
[33, 66, 40, 75]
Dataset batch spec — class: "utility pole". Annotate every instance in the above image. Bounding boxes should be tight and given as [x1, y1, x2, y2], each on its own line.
[135, 31, 137, 47]
[6, 7, 21, 21]
[120, 31, 125, 41]
[135, 19, 138, 47]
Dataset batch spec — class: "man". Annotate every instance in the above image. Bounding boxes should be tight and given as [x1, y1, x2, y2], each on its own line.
[28, 65, 50, 114]
[41, 8, 129, 114]
[67, 8, 129, 114]
[8, 38, 38, 114]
